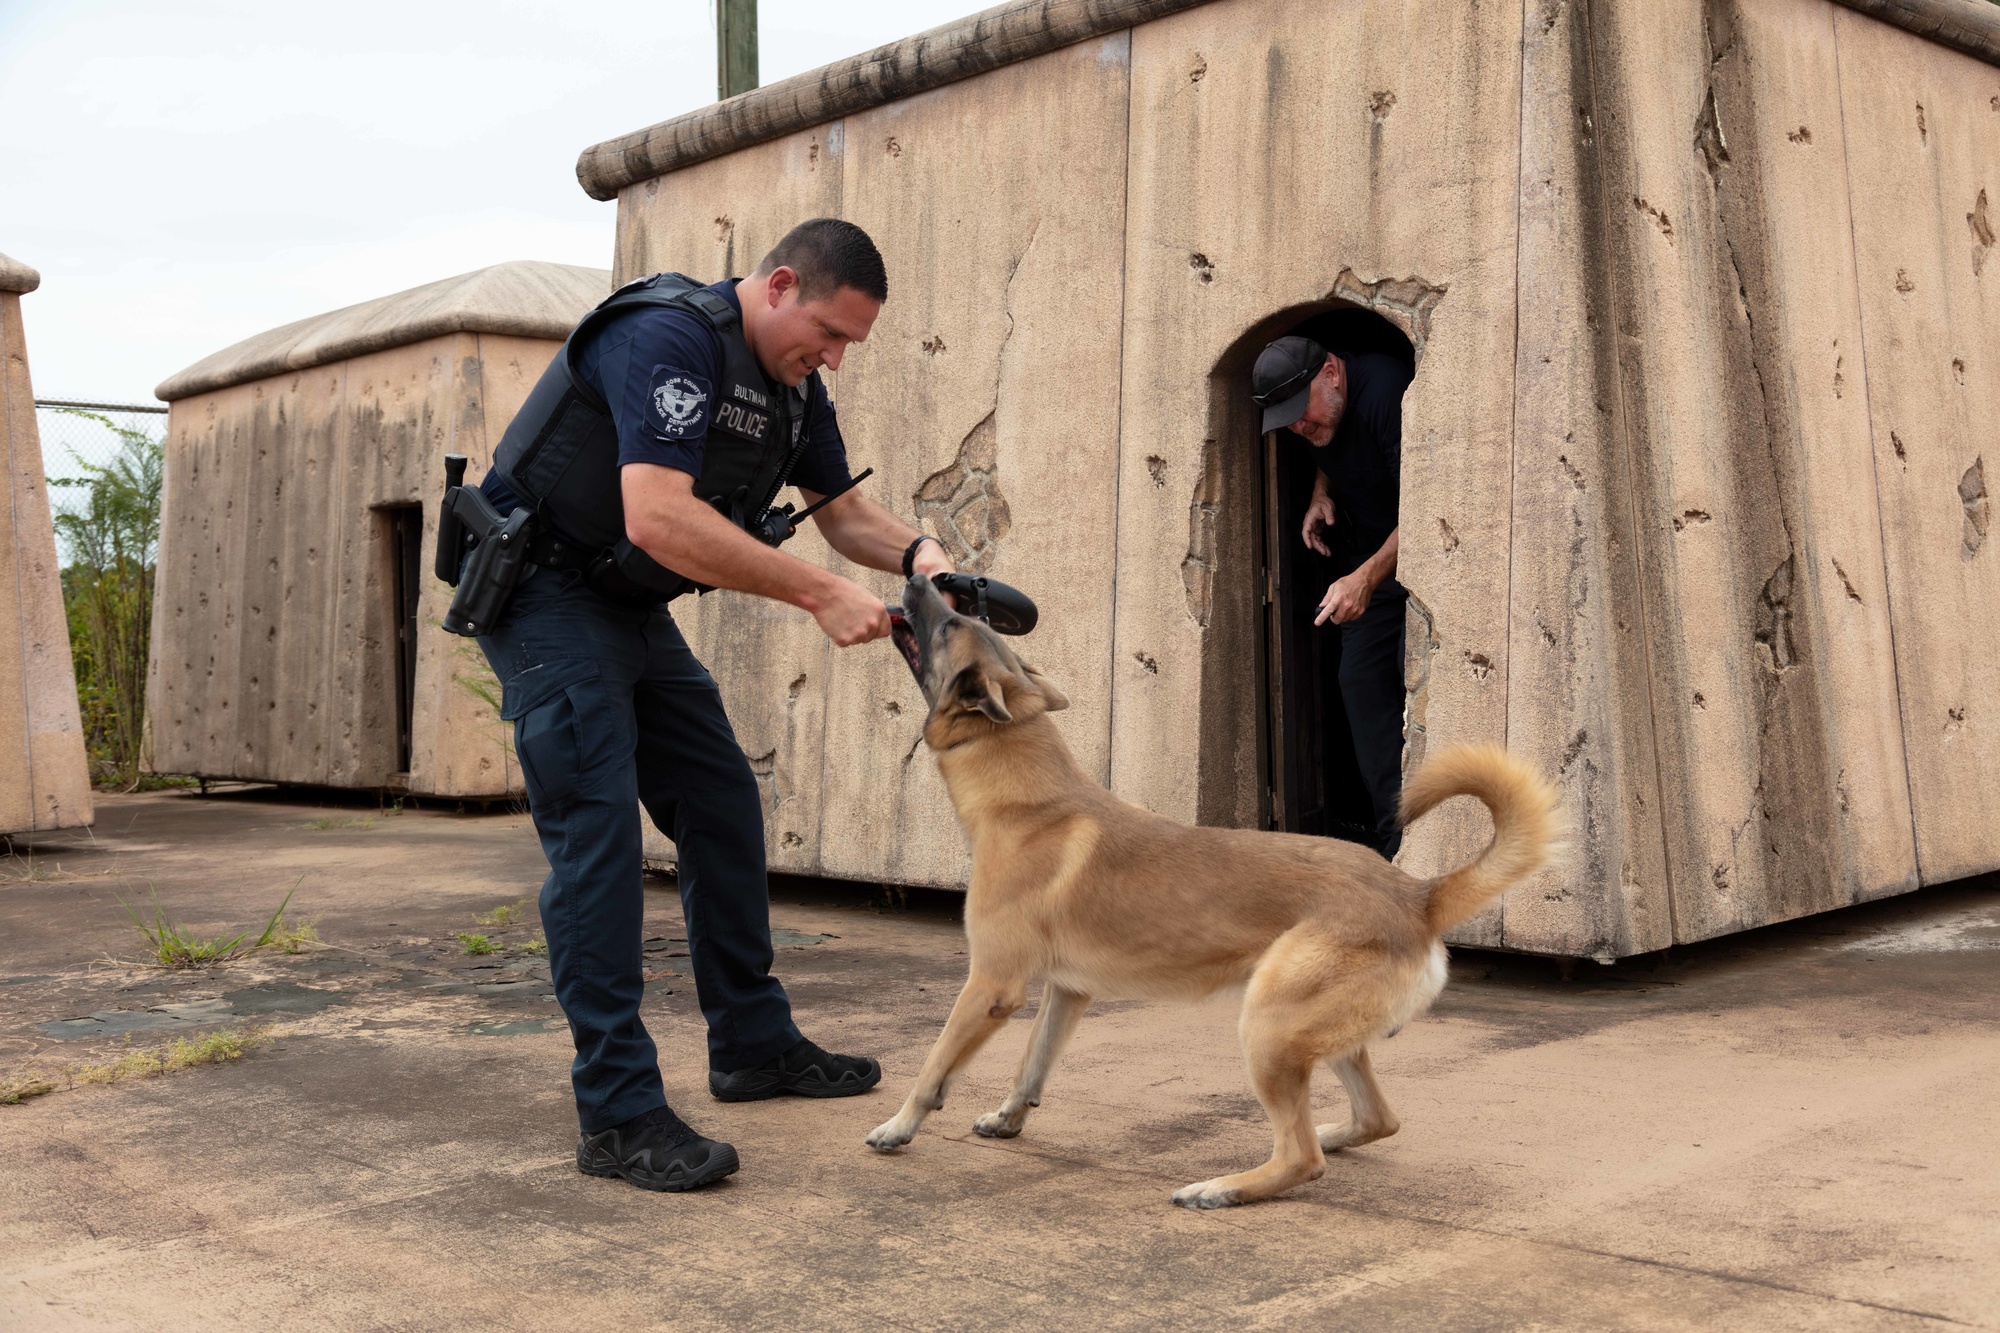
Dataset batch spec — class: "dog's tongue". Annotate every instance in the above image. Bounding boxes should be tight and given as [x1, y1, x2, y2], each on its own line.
[887, 609, 924, 681]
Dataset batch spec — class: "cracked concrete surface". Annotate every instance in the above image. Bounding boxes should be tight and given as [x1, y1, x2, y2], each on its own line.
[2, 788, 1997, 1328]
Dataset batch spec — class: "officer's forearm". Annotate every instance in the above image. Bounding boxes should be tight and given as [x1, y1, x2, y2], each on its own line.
[622, 465, 849, 611]
[807, 490, 946, 575]
[1359, 527, 1400, 587]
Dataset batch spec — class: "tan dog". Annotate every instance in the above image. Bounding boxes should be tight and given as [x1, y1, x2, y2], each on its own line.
[865, 575, 1562, 1208]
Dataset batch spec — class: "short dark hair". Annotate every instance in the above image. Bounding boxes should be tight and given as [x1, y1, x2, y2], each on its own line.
[753, 218, 888, 303]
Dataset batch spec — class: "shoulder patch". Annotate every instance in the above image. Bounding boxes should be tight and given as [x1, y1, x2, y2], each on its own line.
[647, 367, 711, 439]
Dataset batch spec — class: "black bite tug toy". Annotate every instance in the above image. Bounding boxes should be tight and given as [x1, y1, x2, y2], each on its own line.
[886, 573, 1038, 680]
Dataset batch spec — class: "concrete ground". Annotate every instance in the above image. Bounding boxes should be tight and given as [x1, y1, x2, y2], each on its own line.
[1, 789, 1995, 1331]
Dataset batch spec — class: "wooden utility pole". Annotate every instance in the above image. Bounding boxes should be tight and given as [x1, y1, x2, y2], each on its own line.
[717, 0, 758, 100]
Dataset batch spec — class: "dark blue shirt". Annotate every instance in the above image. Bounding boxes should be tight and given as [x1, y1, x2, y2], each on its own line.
[484, 278, 851, 512]
[1307, 351, 1408, 592]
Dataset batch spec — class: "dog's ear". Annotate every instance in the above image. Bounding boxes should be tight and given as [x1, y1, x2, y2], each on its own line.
[1020, 661, 1070, 712]
[948, 663, 1013, 724]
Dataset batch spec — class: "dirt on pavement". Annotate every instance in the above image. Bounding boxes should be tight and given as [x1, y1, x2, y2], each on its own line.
[2, 786, 1996, 1330]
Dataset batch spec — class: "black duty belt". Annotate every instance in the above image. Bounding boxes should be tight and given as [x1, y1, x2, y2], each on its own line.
[525, 529, 597, 572]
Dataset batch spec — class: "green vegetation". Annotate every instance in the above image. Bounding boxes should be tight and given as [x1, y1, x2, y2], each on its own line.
[2, 1026, 267, 1106]
[522, 938, 548, 955]
[47, 415, 162, 789]
[119, 878, 302, 968]
[0, 1073, 58, 1105]
[262, 913, 320, 955]
[456, 932, 499, 956]
[477, 897, 534, 928]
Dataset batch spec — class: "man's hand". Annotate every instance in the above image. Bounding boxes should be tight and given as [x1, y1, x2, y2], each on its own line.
[624, 463, 891, 647]
[1315, 571, 1374, 626]
[810, 577, 892, 646]
[907, 534, 958, 607]
[1302, 475, 1334, 556]
[1315, 527, 1398, 627]
[908, 534, 955, 581]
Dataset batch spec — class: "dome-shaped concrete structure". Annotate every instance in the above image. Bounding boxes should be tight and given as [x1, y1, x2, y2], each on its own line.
[148, 261, 610, 797]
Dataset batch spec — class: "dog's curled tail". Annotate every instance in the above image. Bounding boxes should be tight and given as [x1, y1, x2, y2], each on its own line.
[1400, 745, 1562, 935]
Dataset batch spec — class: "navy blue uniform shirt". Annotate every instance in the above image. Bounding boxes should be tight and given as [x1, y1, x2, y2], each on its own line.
[1307, 351, 1409, 592]
[485, 278, 852, 512]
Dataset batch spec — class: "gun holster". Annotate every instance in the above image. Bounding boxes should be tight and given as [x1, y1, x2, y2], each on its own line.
[436, 456, 535, 637]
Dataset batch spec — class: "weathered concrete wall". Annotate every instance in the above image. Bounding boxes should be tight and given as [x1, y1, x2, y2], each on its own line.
[1113, 0, 1523, 918]
[1570, 0, 1998, 949]
[149, 330, 575, 796]
[0, 254, 92, 834]
[625, 35, 1132, 886]
[606, 0, 2000, 955]
[1831, 7, 2000, 887]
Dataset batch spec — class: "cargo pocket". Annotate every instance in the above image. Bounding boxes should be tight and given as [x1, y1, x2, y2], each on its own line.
[502, 658, 603, 809]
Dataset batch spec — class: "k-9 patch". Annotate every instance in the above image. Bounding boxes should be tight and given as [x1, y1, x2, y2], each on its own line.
[647, 367, 711, 439]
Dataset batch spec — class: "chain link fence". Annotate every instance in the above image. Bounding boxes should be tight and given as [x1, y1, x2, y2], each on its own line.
[35, 400, 168, 565]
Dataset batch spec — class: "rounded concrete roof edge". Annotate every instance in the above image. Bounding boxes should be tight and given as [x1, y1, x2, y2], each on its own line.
[0, 252, 41, 295]
[577, 0, 2000, 201]
[1830, 0, 2000, 64]
[156, 260, 612, 403]
[574, 0, 1213, 201]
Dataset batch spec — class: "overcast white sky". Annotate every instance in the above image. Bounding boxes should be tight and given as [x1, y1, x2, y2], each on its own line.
[0, 0, 994, 405]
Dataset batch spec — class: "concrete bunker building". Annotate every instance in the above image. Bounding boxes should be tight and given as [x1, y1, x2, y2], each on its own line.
[148, 262, 611, 799]
[1, 252, 93, 836]
[583, 0, 2000, 959]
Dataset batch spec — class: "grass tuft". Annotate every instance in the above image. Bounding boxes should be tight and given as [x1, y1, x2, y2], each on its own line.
[457, 932, 499, 956]
[120, 877, 304, 968]
[522, 938, 548, 955]
[304, 815, 374, 831]
[1, 1026, 267, 1107]
[263, 914, 320, 954]
[1, 1073, 58, 1105]
[477, 897, 535, 929]
[77, 1027, 266, 1085]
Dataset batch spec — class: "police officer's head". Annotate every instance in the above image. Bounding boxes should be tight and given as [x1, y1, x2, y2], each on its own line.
[1252, 336, 1347, 447]
[741, 218, 889, 386]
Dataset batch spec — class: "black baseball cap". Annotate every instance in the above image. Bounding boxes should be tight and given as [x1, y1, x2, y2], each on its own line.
[1251, 336, 1330, 434]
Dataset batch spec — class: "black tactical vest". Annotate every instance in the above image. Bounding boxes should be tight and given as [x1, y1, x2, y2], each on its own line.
[490, 273, 809, 591]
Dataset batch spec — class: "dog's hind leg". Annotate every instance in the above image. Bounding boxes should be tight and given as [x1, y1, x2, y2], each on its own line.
[1173, 931, 1380, 1210]
[975, 983, 1090, 1139]
[866, 970, 1026, 1152]
[1317, 1046, 1400, 1152]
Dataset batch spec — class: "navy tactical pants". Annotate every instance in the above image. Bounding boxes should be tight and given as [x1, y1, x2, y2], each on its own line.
[1337, 589, 1409, 861]
[480, 566, 802, 1132]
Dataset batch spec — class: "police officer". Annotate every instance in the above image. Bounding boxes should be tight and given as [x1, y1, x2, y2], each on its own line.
[1251, 335, 1408, 858]
[476, 218, 956, 1193]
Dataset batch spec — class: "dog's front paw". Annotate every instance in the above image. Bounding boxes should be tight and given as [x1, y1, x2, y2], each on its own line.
[973, 1111, 1022, 1139]
[865, 1120, 914, 1152]
[1171, 1178, 1246, 1210]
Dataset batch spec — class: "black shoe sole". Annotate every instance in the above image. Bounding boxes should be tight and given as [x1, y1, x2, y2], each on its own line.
[709, 1061, 882, 1103]
[577, 1142, 740, 1192]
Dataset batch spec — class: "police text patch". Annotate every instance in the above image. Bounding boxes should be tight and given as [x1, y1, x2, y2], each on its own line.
[647, 368, 711, 439]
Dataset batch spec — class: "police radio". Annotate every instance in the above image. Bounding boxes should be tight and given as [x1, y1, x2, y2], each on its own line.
[747, 467, 873, 547]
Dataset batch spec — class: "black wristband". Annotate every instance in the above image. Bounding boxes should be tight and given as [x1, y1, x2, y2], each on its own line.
[902, 534, 940, 578]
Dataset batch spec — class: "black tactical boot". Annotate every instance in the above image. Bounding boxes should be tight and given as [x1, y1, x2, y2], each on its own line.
[709, 1038, 882, 1102]
[576, 1105, 739, 1192]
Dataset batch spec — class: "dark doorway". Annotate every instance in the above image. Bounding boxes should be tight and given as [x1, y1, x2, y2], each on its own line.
[385, 504, 423, 775]
[1258, 306, 1414, 843]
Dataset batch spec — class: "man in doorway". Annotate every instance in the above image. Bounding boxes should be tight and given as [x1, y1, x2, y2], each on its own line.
[1251, 334, 1409, 859]
[476, 219, 957, 1194]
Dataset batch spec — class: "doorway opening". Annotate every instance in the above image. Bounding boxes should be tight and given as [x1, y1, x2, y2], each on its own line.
[384, 504, 423, 775]
[1258, 306, 1415, 841]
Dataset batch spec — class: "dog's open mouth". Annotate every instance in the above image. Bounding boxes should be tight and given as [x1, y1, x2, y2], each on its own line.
[887, 608, 924, 681]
